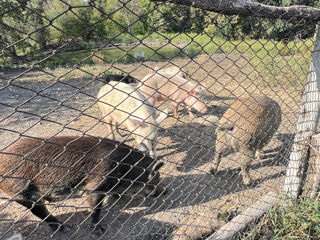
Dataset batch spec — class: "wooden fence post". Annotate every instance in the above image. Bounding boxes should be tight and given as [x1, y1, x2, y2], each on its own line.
[283, 26, 320, 199]
[301, 133, 320, 199]
[207, 192, 279, 240]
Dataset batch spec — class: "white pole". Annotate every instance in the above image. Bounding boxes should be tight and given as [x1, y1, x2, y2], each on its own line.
[283, 27, 320, 198]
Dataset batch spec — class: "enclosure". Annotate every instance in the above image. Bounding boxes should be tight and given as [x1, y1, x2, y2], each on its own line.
[0, 0, 319, 239]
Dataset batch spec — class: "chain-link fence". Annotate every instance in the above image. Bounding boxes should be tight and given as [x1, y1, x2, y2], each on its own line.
[0, 1, 319, 239]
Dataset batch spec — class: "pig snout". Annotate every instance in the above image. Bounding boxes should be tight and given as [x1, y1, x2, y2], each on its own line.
[138, 143, 156, 159]
[185, 95, 207, 113]
[199, 105, 207, 113]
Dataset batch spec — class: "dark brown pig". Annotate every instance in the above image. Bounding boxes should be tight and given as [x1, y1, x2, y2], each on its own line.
[99, 74, 139, 84]
[0, 136, 165, 234]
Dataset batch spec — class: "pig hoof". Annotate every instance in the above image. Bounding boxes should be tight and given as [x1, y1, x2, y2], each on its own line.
[152, 184, 167, 197]
[243, 178, 253, 186]
[210, 168, 217, 175]
[176, 165, 184, 171]
[59, 225, 71, 233]
[159, 186, 168, 196]
[92, 225, 106, 236]
[50, 223, 71, 233]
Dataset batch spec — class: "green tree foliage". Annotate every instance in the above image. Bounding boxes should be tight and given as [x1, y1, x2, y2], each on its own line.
[156, 3, 205, 33]
[210, 0, 320, 40]
[1, 0, 319, 63]
[204, 13, 242, 40]
[239, 0, 320, 40]
[44, 0, 107, 42]
[104, 0, 154, 37]
[0, 0, 49, 59]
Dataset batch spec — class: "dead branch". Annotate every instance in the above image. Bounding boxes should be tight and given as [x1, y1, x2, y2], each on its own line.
[152, 0, 320, 21]
[207, 192, 279, 240]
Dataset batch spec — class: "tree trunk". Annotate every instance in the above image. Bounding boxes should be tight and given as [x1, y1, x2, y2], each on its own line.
[151, 0, 320, 21]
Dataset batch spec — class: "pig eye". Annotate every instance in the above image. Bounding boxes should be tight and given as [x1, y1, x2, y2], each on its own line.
[226, 127, 234, 132]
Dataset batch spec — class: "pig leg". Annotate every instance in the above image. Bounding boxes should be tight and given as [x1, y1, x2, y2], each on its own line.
[210, 152, 223, 175]
[16, 196, 70, 232]
[98, 104, 116, 139]
[106, 118, 116, 140]
[239, 148, 255, 185]
[87, 192, 106, 234]
[210, 139, 230, 175]
[187, 108, 194, 118]
[255, 150, 262, 161]
[104, 117, 115, 140]
[174, 102, 180, 118]
[182, 102, 194, 118]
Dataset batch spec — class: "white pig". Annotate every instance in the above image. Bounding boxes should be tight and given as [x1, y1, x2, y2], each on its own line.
[151, 66, 205, 95]
[154, 66, 189, 79]
[138, 72, 207, 118]
[97, 81, 167, 158]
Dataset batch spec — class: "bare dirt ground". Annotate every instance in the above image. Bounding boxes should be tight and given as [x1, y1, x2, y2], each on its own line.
[0, 53, 302, 240]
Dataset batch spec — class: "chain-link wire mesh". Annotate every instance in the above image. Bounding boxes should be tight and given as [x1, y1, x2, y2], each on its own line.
[0, 0, 318, 239]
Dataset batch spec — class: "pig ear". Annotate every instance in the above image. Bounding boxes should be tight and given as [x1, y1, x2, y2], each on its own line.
[219, 122, 234, 131]
[156, 109, 168, 124]
[199, 86, 206, 95]
[152, 161, 164, 172]
[150, 66, 159, 73]
[129, 116, 148, 128]
[190, 90, 196, 96]
[148, 161, 164, 180]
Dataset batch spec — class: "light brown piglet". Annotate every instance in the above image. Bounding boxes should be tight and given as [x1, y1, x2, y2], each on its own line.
[210, 95, 282, 185]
